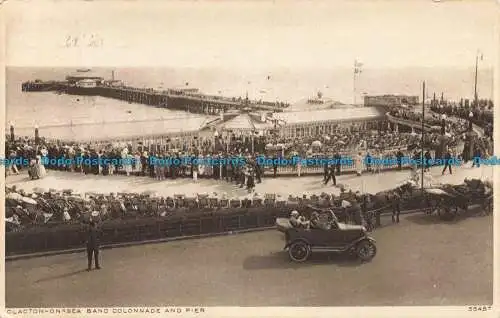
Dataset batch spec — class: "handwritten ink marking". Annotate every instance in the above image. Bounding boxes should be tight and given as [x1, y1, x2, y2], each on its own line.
[64, 34, 103, 48]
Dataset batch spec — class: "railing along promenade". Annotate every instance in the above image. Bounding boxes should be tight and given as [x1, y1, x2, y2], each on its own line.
[385, 113, 434, 131]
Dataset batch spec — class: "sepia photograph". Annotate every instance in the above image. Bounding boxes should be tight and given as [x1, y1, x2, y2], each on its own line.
[2, 0, 496, 313]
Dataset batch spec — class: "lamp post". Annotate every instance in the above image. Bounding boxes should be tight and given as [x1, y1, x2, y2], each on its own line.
[9, 121, 14, 142]
[251, 130, 256, 154]
[213, 130, 219, 152]
[34, 124, 40, 145]
[468, 111, 474, 132]
[420, 81, 425, 191]
[440, 113, 447, 135]
[467, 111, 475, 163]
[474, 50, 481, 108]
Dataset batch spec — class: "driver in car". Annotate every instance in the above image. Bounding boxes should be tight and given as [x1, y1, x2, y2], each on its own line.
[309, 211, 330, 230]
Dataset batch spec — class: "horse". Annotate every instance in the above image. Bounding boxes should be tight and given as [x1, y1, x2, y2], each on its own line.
[362, 182, 418, 226]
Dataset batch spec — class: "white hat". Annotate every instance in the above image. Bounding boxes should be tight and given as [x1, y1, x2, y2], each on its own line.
[291, 210, 299, 216]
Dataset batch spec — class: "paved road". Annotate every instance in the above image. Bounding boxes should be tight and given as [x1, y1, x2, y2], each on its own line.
[6, 165, 492, 199]
[6, 213, 492, 307]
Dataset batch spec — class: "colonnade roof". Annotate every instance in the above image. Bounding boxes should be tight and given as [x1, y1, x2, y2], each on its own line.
[273, 106, 386, 126]
[219, 113, 273, 131]
[15, 116, 210, 142]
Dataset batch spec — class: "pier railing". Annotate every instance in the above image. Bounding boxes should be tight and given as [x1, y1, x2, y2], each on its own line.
[21, 80, 288, 112]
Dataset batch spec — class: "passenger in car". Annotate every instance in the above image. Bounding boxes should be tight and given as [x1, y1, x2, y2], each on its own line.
[290, 210, 308, 228]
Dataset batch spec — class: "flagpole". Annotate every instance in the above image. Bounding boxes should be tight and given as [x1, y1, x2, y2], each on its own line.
[421, 81, 425, 190]
[474, 51, 479, 107]
[353, 60, 357, 105]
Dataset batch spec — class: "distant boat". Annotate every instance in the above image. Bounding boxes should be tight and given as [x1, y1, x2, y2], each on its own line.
[76, 68, 92, 73]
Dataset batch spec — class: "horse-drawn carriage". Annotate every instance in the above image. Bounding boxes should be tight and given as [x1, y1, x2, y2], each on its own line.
[424, 178, 493, 220]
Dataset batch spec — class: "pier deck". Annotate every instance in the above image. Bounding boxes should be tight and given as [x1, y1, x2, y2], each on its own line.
[21, 81, 287, 114]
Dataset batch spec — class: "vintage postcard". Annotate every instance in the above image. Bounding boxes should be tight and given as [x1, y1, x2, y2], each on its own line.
[1, 0, 497, 317]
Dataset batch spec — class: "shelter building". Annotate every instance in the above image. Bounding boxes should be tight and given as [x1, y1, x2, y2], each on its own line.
[272, 107, 386, 138]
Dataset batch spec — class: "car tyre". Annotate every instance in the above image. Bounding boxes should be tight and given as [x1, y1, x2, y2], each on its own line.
[288, 241, 311, 263]
[356, 240, 376, 262]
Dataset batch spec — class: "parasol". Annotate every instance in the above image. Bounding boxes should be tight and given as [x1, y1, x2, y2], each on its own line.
[6, 193, 23, 201]
[424, 188, 451, 196]
[341, 200, 352, 208]
[22, 197, 37, 205]
[323, 135, 331, 141]
[142, 190, 157, 196]
[311, 140, 322, 147]
[69, 195, 85, 201]
[33, 187, 47, 193]
[336, 140, 346, 145]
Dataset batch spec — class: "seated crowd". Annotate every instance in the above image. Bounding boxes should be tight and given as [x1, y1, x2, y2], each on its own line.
[5, 182, 371, 232]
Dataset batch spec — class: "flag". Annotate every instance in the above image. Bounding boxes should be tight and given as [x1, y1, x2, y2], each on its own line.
[477, 50, 484, 61]
[354, 60, 363, 74]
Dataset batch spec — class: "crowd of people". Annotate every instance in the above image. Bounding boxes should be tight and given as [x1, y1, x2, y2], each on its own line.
[431, 103, 493, 139]
[5, 99, 494, 229]
[4, 112, 486, 191]
[5, 182, 382, 231]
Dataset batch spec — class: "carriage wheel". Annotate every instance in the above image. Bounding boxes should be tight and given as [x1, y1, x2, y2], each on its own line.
[438, 206, 455, 221]
[484, 199, 493, 215]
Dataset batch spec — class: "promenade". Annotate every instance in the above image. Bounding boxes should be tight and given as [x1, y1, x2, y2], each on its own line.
[6, 163, 493, 199]
[6, 212, 492, 307]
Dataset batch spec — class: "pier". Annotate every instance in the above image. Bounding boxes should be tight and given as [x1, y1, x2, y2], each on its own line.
[21, 81, 288, 114]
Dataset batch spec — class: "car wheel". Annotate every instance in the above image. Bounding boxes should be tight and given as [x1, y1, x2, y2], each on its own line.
[288, 241, 311, 263]
[356, 240, 376, 262]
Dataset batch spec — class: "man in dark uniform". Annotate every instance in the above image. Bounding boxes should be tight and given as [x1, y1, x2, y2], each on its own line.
[360, 194, 373, 231]
[226, 159, 233, 182]
[333, 151, 341, 175]
[323, 161, 329, 181]
[213, 153, 220, 180]
[86, 220, 101, 271]
[272, 154, 278, 178]
[140, 152, 148, 176]
[396, 149, 404, 170]
[441, 149, 452, 175]
[254, 154, 262, 183]
[324, 163, 336, 186]
[424, 150, 432, 172]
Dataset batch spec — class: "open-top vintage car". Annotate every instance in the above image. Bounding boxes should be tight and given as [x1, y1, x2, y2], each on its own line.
[276, 214, 377, 263]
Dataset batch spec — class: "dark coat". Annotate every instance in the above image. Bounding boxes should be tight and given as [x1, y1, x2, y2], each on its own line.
[86, 224, 101, 248]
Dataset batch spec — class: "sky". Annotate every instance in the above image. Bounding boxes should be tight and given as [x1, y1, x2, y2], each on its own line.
[4, 0, 498, 70]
